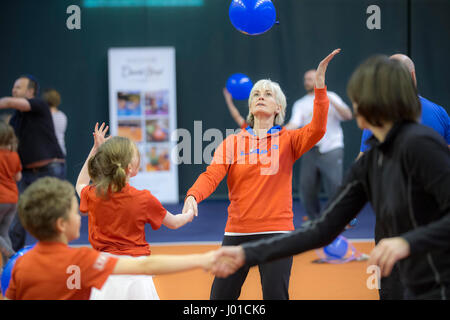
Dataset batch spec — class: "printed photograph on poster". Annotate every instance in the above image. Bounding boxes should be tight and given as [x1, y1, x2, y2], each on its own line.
[108, 47, 178, 203]
[146, 145, 170, 172]
[145, 90, 169, 115]
[146, 119, 169, 142]
[117, 91, 142, 116]
[118, 119, 143, 142]
[135, 143, 145, 173]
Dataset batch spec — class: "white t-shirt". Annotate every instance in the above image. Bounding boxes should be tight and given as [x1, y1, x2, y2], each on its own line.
[51, 110, 67, 155]
[288, 91, 349, 153]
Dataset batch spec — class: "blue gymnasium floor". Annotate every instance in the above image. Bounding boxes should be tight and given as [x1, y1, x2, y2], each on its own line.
[25, 200, 375, 246]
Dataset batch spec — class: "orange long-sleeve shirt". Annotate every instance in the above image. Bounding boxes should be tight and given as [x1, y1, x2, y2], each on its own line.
[187, 87, 329, 233]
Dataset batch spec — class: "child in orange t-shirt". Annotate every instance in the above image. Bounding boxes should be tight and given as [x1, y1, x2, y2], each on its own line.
[5, 177, 216, 300]
[75, 123, 195, 299]
[0, 121, 22, 266]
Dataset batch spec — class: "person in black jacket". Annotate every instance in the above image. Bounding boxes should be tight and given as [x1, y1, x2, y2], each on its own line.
[211, 55, 450, 300]
[0, 75, 65, 251]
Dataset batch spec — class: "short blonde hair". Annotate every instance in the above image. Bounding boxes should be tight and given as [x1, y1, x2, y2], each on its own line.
[18, 177, 75, 241]
[0, 120, 18, 151]
[246, 79, 287, 127]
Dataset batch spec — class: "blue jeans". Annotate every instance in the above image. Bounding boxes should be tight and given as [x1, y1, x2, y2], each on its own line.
[9, 162, 66, 251]
[0, 203, 16, 263]
[379, 264, 405, 300]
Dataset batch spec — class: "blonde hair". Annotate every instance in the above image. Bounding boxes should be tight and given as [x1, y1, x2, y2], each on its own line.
[246, 79, 287, 127]
[18, 177, 75, 241]
[0, 120, 18, 151]
[88, 136, 137, 198]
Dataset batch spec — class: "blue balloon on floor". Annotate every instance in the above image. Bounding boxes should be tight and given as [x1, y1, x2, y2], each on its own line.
[324, 236, 348, 259]
[226, 73, 253, 100]
[1, 245, 35, 296]
[229, 0, 277, 35]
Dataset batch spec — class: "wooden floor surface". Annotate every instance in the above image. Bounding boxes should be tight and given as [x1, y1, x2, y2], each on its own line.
[0, 242, 379, 300]
[152, 242, 379, 300]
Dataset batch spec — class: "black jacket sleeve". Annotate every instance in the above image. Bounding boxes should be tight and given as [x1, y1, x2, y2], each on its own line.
[243, 160, 369, 267]
[27, 98, 48, 114]
[401, 135, 450, 256]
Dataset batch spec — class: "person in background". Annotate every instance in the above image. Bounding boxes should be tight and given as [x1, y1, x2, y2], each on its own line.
[43, 88, 67, 179]
[222, 87, 248, 130]
[359, 54, 449, 157]
[285, 69, 352, 222]
[0, 121, 22, 266]
[0, 74, 65, 252]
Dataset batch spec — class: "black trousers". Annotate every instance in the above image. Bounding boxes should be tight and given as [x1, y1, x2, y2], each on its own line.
[210, 234, 293, 300]
[404, 284, 449, 300]
[379, 264, 405, 300]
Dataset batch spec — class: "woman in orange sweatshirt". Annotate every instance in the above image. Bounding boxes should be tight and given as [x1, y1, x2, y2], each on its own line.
[183, 49, 341, 300]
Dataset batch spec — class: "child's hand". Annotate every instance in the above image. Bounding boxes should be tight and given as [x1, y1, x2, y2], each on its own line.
[183, 209, 195, 223]
[182, 195, 198, 217]
[93, 122, 111, 151]
[210, 246, 245, 278]
[201, 250, 220, 272]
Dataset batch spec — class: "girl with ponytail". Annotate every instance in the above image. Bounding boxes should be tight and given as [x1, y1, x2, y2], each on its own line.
[76, 123, 194, 299]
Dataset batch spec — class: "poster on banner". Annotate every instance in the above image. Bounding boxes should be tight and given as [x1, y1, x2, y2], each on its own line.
[108, 47, 178, 203]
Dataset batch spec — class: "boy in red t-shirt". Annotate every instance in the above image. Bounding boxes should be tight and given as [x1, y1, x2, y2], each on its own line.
[5, 177, 217, 300]
[0, 121, 22, 265]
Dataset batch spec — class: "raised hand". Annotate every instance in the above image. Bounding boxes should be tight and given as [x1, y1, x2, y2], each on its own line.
[223, 87, 233, 103]
[315, 48, 341, 89]
[93, 122, 111, 151]
[211, 246, 246, 278]
[76, 122, 111, 197]
[182, 195, 198, 217]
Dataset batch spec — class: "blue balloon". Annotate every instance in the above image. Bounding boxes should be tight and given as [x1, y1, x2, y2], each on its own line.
[1, 245, 35, 296]
[229, 0, 277, 35]
[324, 236, 348, 259]
[226, 73, 253, 100]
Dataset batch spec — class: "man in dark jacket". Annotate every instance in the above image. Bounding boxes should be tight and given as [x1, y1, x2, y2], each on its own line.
[0, 75, 65, 251]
